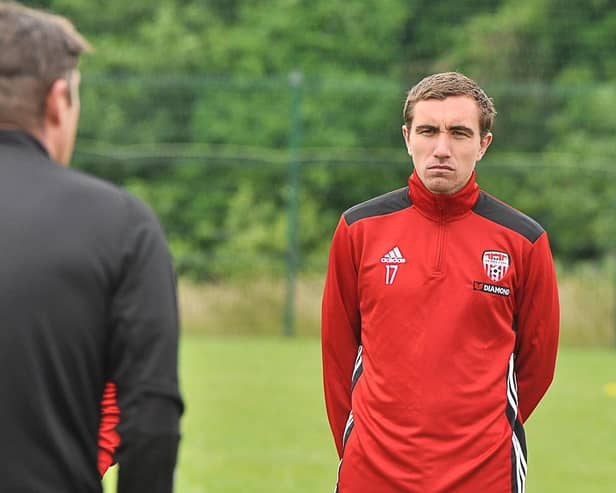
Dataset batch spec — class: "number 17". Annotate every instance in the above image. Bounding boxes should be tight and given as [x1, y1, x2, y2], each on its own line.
[385, 265, 398, 285]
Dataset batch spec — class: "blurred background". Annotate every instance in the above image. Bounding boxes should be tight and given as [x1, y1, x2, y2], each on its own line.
[26, 0, 616, 491]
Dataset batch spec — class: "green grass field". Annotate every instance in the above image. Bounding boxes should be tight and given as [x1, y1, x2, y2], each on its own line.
[104, 336, 616, 492]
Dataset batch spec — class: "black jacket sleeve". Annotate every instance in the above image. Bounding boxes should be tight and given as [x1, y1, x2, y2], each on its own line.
[116, 398, 181, 492]
[108, 194, 184, 493]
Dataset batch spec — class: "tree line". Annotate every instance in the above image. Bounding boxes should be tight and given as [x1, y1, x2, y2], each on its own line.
[27, 0, 616, 278]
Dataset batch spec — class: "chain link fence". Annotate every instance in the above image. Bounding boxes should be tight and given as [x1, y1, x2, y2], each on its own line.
[72, 74, 616, 345]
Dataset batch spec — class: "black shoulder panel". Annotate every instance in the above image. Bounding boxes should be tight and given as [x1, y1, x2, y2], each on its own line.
[473, 191, 544, 243]
[344, 187, 411, 226]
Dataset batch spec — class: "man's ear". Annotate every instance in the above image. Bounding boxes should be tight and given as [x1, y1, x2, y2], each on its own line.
[402, 124, 412, 156]
[44, 78, 70, 127]
[477, 132, 493, 161]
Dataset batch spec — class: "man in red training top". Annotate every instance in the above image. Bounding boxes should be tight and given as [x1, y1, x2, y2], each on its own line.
[321, 72, 559, 493]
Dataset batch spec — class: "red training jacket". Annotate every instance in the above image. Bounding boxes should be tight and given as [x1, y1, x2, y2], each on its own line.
[321, 171, 559, 493]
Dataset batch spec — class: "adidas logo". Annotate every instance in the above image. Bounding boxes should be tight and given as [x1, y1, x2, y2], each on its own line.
[380, 246, 406, 264]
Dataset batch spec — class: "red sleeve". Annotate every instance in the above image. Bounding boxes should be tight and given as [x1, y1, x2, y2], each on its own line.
[321, 216, 361, 457]
[98, 381, 120, 477]
[514, 232, 560, 422]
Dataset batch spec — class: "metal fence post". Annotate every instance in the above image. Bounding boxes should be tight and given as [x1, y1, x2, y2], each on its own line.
[284, 71, 303, 337]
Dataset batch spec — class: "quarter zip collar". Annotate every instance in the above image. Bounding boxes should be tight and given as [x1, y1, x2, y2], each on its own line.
[408, 170, 480, 222]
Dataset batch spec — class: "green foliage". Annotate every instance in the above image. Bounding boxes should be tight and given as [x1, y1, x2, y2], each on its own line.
[28, 0, 616, 277]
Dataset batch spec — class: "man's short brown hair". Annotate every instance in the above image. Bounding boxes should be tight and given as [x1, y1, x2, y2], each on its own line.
[403, 72, 496, 138]
[0, 2, 91, 130]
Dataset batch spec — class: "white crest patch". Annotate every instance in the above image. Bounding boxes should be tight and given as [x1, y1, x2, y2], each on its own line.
[482, 250, 510, 282]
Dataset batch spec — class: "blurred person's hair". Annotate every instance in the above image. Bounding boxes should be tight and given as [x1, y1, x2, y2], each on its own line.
[0, 2, 91, 131]
[403, 72, 496, 138]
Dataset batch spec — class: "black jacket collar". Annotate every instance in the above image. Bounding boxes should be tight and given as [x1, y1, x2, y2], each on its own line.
[0, 128, 50, 158]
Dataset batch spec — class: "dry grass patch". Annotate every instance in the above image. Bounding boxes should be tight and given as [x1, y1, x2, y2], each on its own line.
[558, 262, 614, 347]
[179, 264, 616, 347]
[178, 275, 324, 337]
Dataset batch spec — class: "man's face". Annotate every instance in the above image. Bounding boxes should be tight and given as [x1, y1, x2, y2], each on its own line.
[402, 96, 492, 194]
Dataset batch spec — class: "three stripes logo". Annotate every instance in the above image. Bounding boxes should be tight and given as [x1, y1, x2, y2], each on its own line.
[381, 246, 406, 285]
[381, 246, 406, 264]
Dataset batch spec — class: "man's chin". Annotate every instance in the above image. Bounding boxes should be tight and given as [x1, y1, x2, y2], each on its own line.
[425, 178, 458, 195]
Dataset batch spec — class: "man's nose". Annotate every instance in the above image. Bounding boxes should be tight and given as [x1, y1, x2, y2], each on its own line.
[433, 132, 452, 159]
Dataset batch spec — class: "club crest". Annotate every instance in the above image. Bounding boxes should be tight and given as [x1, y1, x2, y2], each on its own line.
[482, 250, 510, 282]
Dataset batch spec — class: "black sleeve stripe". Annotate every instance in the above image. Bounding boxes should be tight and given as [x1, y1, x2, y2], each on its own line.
[344, 187, 411, 226]
[473, 192, 544, 243]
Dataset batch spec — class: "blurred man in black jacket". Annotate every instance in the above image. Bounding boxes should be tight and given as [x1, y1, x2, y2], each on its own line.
[0, 3, 183, 492]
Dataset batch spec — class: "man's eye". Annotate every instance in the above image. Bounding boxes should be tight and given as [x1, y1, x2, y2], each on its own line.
[418, 128, 435, 135]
